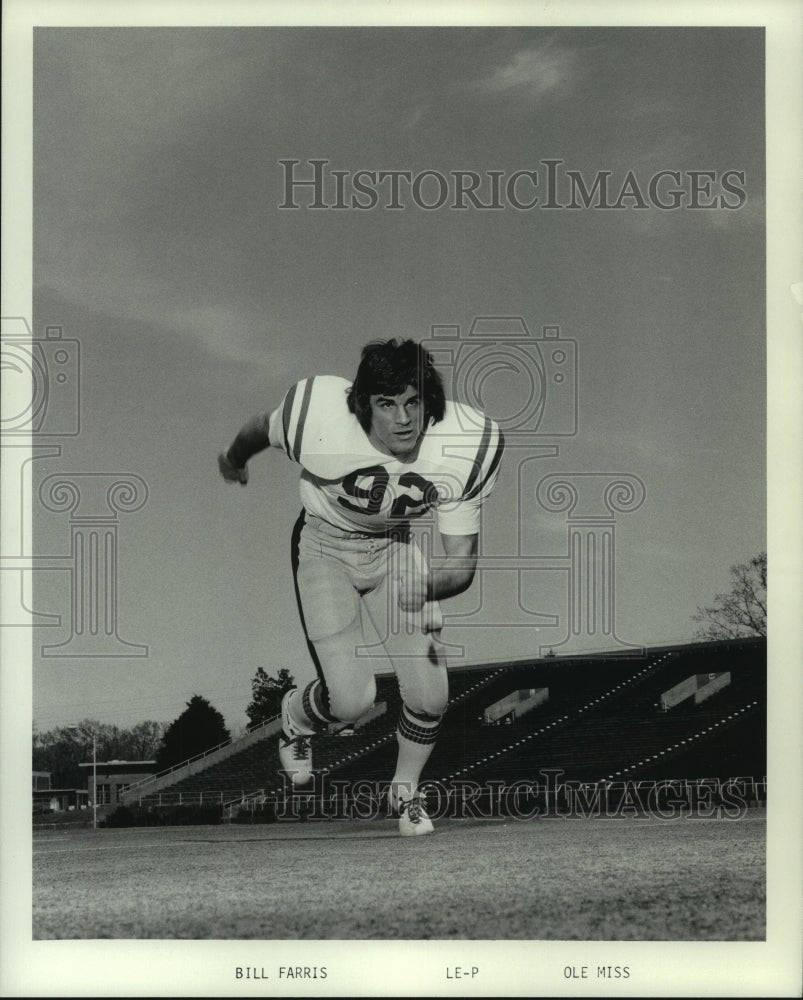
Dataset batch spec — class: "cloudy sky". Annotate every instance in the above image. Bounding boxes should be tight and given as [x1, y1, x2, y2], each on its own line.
[23, 25, 771, 735]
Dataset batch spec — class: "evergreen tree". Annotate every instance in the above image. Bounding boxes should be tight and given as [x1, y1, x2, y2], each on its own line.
[155, 695, 231, 771]
[246, 667, 295, 728]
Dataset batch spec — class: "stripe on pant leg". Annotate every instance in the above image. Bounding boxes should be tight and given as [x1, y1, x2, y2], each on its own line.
[290, 510, 337, 724]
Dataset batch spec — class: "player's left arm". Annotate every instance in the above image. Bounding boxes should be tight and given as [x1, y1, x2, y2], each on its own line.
[397, 532, 478, 613]
[429, 531, 478, 601]
[426, 418, 503, 601]
[399, 415, 503, 610]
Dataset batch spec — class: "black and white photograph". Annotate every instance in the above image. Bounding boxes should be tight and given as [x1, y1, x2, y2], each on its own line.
[1, 0, 801, 996]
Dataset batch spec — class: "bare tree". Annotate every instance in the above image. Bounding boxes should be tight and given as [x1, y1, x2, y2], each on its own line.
[692, 551, 767, 639]
[33, 719, 167, 787]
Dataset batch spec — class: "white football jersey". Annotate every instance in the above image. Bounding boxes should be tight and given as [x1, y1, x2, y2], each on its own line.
[267, 375, 504, 535]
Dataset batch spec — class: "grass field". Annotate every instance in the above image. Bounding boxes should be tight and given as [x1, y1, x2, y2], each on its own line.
[32, 811, 765, 941]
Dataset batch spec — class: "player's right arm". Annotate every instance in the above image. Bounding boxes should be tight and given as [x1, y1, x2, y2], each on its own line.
[218, 412, 272, 485]
[219, 376, 365, 487]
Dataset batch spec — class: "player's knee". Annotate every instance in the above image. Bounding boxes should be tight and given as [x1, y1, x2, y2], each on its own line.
[418, 692, 448, 719]
[328, 678, 377, 723]
[405, 684, 448, 720]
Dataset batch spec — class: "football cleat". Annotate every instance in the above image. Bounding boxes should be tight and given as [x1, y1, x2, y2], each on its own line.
[397, 795, 434, 837]
[279, 688, 314, 786]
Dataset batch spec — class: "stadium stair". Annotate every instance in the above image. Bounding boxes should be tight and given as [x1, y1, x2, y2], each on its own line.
[123, 637, 765, 812]
[448, 643, 765, 786]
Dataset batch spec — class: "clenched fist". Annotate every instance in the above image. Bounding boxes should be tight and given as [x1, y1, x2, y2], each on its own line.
[396, 569, 430, 613]
[218, 451, 249, 485]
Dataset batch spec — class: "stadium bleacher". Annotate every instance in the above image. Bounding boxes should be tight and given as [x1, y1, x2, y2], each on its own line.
[122, 636, 766, 814]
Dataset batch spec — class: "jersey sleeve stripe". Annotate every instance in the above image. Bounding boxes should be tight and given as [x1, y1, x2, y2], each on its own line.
[464, 427, 505, 501]
[280, 382, 298, 459]
[461, 416, 492, 499]
[291, 375, 315, 463]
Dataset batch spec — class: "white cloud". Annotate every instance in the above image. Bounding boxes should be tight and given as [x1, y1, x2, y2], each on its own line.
[707, 193, 764, 231]
[476, 39, 582, 103]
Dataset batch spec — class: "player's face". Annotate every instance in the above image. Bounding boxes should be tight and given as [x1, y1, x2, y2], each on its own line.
[367, 385, 425, 458]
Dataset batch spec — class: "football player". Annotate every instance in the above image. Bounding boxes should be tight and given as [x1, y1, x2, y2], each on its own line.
[219, 339, 503, 835]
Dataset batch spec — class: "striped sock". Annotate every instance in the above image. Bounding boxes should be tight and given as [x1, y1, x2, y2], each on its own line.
[390, 705, 442, 807]
[296, 679, 337, 732]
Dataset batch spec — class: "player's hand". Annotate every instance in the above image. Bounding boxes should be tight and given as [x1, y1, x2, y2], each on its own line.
[397, 570, 429, 613]
[218, 451, 248, 485]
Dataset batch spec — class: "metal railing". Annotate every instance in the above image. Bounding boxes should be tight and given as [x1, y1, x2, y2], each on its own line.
[132, 789, 250, 807]
[122, 713, 281, 798]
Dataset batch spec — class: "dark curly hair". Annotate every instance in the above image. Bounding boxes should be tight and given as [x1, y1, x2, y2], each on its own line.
[347, 338, 446, 433]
